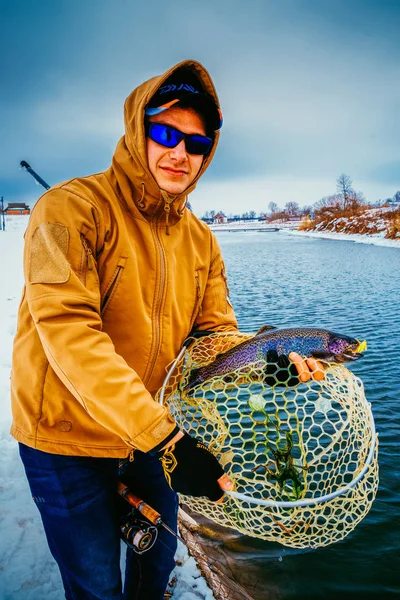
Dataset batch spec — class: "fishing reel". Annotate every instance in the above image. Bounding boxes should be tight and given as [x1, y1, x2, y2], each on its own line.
[120, 510, 158, 554]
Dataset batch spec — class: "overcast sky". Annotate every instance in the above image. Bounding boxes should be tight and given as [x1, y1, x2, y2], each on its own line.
[1, 0, 399, 216]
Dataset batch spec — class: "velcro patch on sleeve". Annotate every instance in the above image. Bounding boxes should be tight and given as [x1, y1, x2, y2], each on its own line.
[29, 222, 71, 284]
[150, 417, 174, 442]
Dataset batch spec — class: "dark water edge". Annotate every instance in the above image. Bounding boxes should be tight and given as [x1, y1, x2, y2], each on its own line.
[210, 232, 400, 600]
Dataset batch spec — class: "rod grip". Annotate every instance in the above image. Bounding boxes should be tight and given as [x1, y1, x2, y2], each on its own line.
[117, 482, 161, 525]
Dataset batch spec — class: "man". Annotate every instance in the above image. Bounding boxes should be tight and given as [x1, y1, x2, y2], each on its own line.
[11, 60, 322, 599]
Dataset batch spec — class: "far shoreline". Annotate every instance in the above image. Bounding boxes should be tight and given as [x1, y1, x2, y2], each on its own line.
[210, 222, 400, 249]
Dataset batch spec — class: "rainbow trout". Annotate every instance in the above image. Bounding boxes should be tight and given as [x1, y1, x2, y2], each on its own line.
[185, 326, 366, 391]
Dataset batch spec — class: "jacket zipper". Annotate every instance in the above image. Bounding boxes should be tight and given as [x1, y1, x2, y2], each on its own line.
[190, 271, 203, 327]
[118, 449, 135, 472]
[143, 220, 166, 387]
[101, 258, 126, 316]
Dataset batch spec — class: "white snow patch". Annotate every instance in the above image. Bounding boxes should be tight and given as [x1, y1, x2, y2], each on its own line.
[283, 228, 400, 248]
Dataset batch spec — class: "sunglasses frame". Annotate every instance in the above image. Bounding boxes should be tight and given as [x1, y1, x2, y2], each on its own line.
[145, 122, 213, 155]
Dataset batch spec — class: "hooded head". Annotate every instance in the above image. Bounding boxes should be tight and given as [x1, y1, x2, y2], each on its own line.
[110, 60, 222, 231]
[144, 67, 222, 135]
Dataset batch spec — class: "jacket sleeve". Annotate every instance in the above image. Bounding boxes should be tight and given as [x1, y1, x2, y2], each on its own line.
[23, 188, 176, 453]
[194, 232, 238, 332]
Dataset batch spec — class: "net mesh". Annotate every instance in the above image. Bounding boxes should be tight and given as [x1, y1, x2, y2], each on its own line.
[177, 510, 257, 600]
[157, 331, 379, 549]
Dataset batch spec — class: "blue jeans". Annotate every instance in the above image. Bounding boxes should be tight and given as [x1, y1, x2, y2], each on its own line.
[19, 444, 178, 600]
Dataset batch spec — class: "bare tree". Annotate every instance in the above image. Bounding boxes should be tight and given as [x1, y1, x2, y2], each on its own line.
[268, 201, 278, 214]
[249, 210, 256, 219]
[350, 190, 366, 207]
[301, 205, 312, 216]
[284, 201, 300, 218]
[336, 174, 353, 209]
[314, 194, 342, 211]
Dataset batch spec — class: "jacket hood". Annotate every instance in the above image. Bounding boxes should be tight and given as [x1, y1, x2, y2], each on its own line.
[110, 60, 221, 229]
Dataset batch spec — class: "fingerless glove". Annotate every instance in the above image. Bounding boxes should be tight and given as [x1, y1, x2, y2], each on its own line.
[159, 433, 225, 501]
[265, 349, 299, 387]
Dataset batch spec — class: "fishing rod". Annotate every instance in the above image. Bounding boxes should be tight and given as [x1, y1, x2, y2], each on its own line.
[20, 160, 50, 190]
[117, 481, 186, 552]
[117, 482, 255, 600]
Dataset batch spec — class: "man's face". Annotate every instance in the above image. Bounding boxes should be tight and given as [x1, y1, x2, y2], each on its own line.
[146, 106, 207, 195]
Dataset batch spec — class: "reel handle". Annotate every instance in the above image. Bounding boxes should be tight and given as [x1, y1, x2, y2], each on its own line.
[117, 482, 162, 526]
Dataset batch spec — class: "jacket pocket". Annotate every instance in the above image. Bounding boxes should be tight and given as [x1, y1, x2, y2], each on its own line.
[101, 257, 126, 317]
[220, 261, 231, 314]
[79, 235, 95, 286]
[190, 271, 203, 328]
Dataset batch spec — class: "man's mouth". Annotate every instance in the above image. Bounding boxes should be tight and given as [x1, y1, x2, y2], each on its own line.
[160, 166, 188, 176]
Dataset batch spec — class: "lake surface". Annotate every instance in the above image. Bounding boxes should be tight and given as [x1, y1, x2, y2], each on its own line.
[213, 231, 400, 600]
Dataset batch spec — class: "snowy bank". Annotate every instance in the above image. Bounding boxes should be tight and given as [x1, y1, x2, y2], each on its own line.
[209, 220, 298, 232]
[0, 217, 213, 600]
[283, 228, 400, 249]
[207, 216, 400, 249]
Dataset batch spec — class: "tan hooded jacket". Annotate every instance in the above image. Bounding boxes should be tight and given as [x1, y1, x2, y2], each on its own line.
[10, 59, 238, 458]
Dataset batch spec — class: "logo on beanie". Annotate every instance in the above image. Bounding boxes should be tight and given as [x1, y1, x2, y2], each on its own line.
[158, 83, 200, 96]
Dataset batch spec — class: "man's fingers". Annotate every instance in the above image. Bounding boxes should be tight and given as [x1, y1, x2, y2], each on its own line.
[306, 358, 325, 380]
[289, 352, 325, 382]
[289, 352, 311, 382]
[215, 473, 234, 503]
[218, 473, 234, 490]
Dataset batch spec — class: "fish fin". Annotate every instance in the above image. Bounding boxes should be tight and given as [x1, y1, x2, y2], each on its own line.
[255, 325, 277, 335]
[310, 351, 336, 362]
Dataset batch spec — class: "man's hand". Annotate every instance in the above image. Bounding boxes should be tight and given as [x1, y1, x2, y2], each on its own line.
[289, 352, 325, 383]
[159, 432, 233, 502]
[265, 350, 325, 386]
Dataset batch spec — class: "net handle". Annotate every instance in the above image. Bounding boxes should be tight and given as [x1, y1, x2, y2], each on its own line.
[159, 346, 377, 509]
[159, 346, 187, 406]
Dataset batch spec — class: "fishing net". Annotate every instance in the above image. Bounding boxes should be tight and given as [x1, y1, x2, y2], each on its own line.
[157, 331, 379, 549]
[177, 508, 257, 600]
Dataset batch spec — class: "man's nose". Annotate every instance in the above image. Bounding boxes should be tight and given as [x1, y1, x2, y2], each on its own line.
[169, 140, 187, 160]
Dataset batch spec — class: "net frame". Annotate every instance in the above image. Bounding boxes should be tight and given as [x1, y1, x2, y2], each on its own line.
[158, 332, 379, 548]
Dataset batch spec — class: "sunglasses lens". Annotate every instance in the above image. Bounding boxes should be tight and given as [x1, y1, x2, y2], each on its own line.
[148, 123, 182, 148]
[185, 135, 213, 155]
[147, 123, 213, 155]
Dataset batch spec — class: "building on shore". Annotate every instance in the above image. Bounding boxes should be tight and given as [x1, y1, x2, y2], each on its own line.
[3, 202, 31, 216]
[213, 212, 227, 224]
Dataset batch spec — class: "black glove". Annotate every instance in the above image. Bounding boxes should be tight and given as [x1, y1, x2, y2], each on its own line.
[264, 350, 299, 387]
[159, 433, 225, 501]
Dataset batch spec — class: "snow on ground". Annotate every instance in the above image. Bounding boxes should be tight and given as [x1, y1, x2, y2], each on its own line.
[209, 218, 400, 248]
[209, 220, 298, 231]
[0, 215, 213, 599]
[284, 227, 400, 248]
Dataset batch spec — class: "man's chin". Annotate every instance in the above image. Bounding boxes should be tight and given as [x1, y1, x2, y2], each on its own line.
[159, 180, 189, 195]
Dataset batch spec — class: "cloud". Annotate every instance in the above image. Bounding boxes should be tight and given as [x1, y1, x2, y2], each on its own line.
[1, 0, 399, 209]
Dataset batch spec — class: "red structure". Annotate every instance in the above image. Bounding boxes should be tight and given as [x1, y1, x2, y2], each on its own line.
[4, 202, 30, 215]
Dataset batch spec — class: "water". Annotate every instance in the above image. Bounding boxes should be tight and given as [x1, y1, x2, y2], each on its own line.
[214, 231, 400, 600]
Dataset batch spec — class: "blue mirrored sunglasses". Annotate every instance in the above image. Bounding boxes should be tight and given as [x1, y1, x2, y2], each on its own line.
[145, 122, 213, 155]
